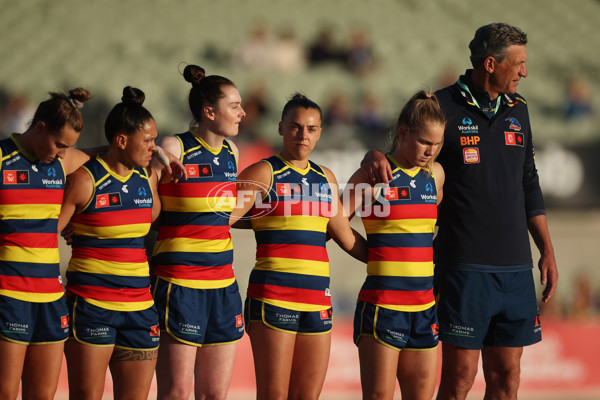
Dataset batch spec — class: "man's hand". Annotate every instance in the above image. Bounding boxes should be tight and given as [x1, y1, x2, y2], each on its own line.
[539, 252, 558, 303]
[360, 149, 393, 184]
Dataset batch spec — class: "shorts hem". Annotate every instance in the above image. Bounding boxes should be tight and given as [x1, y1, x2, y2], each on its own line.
[164, 329, 242, 347]
[0, 333, 67, 345]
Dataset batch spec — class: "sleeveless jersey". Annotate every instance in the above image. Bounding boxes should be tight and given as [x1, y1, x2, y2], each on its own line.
[0, 134, 65, 302]
[152, 131, 237, 289]
[66, 156, 154, 312]
[358, 153, 437, 312]
[247, 155, 333, 312]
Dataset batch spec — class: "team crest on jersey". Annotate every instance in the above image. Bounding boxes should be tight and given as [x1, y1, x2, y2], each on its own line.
[385, 186, 410, 200]
[505, 117, 521, 131]
[186, 163, 212, 178]
[95, 192, 122, 208]
[276, 182, 303, 197]
[463, 147, 480, 164]
[505, 132, 524, 147]
[3, 170, 29, 184]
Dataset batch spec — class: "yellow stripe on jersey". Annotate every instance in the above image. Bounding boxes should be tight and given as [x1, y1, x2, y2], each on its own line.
[0, 289, 63, 303]
[153, 237, 233, 254]
[366, 261, 433, 277]
[68, 258, 149, 277]
[254, 258, 330, 277]
[162, 276, 236, 289]
[259, 297, 330, 312]
[251, 215, 329, 232]
[160, 195, 236, 213]
[362, 218, 436, 234]
[378, 301, 436, 312]
[0, 246, 60, 264]
[70, 222, 151, 239]
[84, 297, 154, 312]
[0, 203, 60, 220]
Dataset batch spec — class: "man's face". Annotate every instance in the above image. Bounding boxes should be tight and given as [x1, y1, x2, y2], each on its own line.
[490, 44, 528, 95]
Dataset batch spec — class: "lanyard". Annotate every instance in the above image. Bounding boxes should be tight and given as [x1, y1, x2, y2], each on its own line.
[457, 79, 501, 116]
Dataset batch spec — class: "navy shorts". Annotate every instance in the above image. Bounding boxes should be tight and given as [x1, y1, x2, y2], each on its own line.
[434, 267, 541, 349]
[0, 294, 69, 344]
[68, 296, 160, 350]
[244, 298, 333, 335]
[353, 301, 439, 350]
[151, 277, 244, 346]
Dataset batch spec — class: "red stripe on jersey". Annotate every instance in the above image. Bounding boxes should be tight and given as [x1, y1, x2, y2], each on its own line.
[368, 247, 433, 262]
[357, 288, 434, 306]
[71, 208, 152, 227]
[152, 264, 234, 281]
[362, 203, 436, 220]
[0, 189, 63, 205]
[266, 201, 332, 218]
[159, 181, 236, 198]
[0, 232, 58, 248]
[156, 225, 230, 241]
[67, 285, 152, 303]
[0, 275, 63, 293]
[247, 283, 331, 307]
[256, 243, 328, 262]
[72, 247, 148, 263]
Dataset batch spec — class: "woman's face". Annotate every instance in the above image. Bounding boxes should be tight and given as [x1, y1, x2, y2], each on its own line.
[279, 107, 322, 162]
[209, 85, 245, 138]
[35, 122, 80, 164]
[123, 119, 158, 168]
[397, 121, 444, 168]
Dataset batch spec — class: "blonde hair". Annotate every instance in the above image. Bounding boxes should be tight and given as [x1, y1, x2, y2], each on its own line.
[391, 89, 446, 172]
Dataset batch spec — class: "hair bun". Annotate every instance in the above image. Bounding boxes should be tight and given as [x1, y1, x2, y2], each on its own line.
[290, 92, 306, 100]
[121, 86, 145, 107]
[183, 64, 206, 87]
[68, 87, 92, 104]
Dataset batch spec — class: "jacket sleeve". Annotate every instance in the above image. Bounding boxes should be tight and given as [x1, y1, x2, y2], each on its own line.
[523, 117, 546, 219]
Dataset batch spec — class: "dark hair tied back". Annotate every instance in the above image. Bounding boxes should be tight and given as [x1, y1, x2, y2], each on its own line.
[104, 86, 154, 142]
[281, 92, 322, 121]
[183, 64, 206, 88]
[121, 86, 145, 108]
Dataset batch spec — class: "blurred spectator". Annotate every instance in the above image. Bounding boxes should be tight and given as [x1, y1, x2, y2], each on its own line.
[564, 76, 593, 120]
[566, 272, 597, 319]
[238, 82, 270, 141]
[355, 92, 388, 148]
[323, 91, 353, 128]
[271, 28, 306, 74]
[344, 27, 377, 76]
[321, 91, 363, 150]
[308, 27, 345, 66]
[0, 94, 33, 138]
[233, 22, 274, 71]
[435, 64, 459, 90]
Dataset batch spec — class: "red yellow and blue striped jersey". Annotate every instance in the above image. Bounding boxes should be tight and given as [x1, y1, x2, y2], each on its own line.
[152, 131, 237, 289]
[66, 155, 154, 312]
[358, 153, 437, 312]
[0, 134, 65, 302]
[248, 155, 333, 312]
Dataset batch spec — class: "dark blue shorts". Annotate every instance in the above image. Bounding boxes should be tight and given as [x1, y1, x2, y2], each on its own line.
[353, 301, 439, 350]
[0, 294, 69, 344]
[244, 298, 333, 335]
[434, 267, 541, 349]
[151, 277, 244, 346]
[68, 296, 160, 350]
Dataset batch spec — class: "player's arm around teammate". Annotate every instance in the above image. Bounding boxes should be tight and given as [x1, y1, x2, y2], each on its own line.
[342, 90, 446, 400]
[58, 87, 161, 400]
[231, 93, 366, 400]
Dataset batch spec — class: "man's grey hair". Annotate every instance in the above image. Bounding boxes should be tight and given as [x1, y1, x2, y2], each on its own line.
[469, 23, 528, 68]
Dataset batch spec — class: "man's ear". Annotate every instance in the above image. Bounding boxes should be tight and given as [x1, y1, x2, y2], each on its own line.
[483, 56, 496, 74]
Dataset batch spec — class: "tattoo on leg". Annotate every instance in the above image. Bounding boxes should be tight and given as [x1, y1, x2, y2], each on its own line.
[111, 348, 158, 361]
